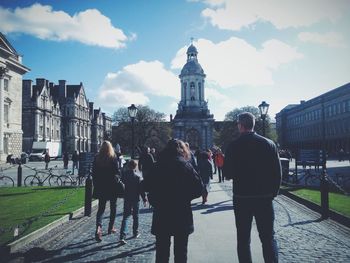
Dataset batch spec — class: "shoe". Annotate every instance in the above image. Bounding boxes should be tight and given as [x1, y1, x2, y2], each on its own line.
[95, 226, 102, 242]
[108, 227, 117, 234]
[133, 233, 140, 238]
[120, 239, 127, 245]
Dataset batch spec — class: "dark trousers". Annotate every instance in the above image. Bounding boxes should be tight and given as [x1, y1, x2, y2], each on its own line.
[156, 234, 189, 263]
[120, 200, 140, 239]
[96, 198, 117, 229]
[234, 198, 278, 263]
[218, 167, 223, 182]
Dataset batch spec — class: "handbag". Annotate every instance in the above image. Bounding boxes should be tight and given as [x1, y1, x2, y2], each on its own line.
[115, 177, 125, 198]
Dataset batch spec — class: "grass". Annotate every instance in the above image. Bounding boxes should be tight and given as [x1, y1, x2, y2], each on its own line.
[0, 186, 85, 246]
[291, 188, 350, 217]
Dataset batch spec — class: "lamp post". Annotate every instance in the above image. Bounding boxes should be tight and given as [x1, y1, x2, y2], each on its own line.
[258, 101, 270, 137]
[128, 104, 138, 159]
[320, 96, 329, 219]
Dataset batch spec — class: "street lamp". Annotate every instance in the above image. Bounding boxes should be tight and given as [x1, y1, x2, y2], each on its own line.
[258, 101, 269, 137]
[128, 104, 138, 159]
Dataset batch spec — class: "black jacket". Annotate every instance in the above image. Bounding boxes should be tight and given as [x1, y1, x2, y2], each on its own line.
[223, 132, 281, 198]
[92, 156, 121, 200]
[146, 155, 203, 236]
[122, 170, 146, 202]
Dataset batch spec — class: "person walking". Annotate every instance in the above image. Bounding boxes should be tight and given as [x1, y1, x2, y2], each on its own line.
[92, 141, 121, 242]
[138, 146, 155, 180]
[214, 149, 225, 182]
[63, 152, 69, 169]
[223, 112, 282, 263]
[197, 151, 213, 204]
[145, 139, 203, 263]
[119, 159, 148, 244]
[72, 151, 79, 174]
[44, 151, 50, 170]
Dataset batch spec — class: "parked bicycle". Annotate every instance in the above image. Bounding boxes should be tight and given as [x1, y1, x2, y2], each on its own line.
[0, 167, 15, 187]
[24, 166, 61, 186]
[57, 170, 86, 187]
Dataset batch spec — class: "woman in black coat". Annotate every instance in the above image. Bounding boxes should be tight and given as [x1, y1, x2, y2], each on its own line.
[92, 140, 121, 242]
[197, 151, 213, 204]
[146, 139, 203, 263]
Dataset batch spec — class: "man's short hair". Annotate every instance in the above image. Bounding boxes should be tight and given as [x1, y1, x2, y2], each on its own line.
[238, 112, 255, 130]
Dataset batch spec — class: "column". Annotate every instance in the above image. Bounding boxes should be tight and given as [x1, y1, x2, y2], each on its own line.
[0, 67, 7, 160]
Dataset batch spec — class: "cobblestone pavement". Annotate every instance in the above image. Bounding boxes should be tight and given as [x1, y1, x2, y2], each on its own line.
[6, 199, 156, 262]
[220, 181, 350, 263]
[4, 180, 350, 263]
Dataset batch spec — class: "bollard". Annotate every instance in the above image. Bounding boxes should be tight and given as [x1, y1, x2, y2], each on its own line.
[17, 164, 22, 187]
[84, 175, 93, 216]
[320, 171, 329, 219]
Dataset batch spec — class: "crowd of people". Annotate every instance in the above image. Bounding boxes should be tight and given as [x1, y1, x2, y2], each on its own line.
[90, 111, 282, 263]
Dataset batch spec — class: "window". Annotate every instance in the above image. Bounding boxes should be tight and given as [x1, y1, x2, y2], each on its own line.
[4, 79, 9, 91]
[4, 104, 9, 123]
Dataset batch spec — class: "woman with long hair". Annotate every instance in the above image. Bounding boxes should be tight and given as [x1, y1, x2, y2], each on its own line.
[145, 139, 203, 263]
[92, 140, 121, 242]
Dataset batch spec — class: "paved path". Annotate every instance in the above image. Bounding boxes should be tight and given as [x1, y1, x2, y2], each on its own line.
[4, 180, 350, 262]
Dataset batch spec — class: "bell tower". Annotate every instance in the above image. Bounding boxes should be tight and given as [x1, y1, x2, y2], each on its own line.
[173, 41, 214, 150]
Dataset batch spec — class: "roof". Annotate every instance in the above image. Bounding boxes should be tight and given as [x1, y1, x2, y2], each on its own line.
[180, 60, 205, 76]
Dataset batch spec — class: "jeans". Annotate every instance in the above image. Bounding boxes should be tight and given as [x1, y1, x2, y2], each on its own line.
[120, 200, 140, 239]
[234, 197, 278, 263]
[156, 234, 189, 263]
[218, 167, 223, 182]
[96, 198, 117, 229]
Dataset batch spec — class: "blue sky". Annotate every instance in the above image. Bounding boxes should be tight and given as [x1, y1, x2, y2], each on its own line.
[1, 0, 349, 120]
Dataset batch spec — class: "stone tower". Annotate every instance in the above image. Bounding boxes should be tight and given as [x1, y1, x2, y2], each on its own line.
[173, 43, 214, 150]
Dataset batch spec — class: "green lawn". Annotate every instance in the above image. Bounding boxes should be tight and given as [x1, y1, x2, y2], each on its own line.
[0, 186, 85, 246]
[292, 188, 350, 217]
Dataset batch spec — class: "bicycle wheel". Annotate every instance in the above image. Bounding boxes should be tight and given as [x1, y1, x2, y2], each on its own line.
[24, 175, 40, 186]
[0, 176, 15, 187]
[49, 175, 62, 186]
[60, 175, 73, 186]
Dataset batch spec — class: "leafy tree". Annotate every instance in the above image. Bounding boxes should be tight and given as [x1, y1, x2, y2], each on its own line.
[112, 105, 172, 156]
[214, 106, 273, 151]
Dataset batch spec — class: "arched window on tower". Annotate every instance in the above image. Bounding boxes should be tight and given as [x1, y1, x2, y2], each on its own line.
[183, 82, 187, 101]
[190, 82, 195, 101]
[198, 82, 201, 101]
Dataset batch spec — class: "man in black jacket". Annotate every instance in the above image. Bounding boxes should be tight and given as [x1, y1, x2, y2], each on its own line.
[223, 112, 281, 263]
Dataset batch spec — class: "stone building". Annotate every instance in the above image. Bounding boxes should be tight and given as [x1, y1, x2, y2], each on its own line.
[173, 43, 214, 150]
[276, 82, 350, 155]
[22, 79, 62, 153]
[57, 80, 91, 153]
[0, 33, 30, 161]
[90, 103, 113, 152]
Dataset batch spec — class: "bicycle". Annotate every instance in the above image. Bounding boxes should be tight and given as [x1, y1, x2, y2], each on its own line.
[0, 169, 15, 187]
[24, 166, 62, 186]
[57, 170, 86, 187]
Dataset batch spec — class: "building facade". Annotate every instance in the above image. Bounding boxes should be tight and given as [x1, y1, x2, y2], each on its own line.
[22, 79, 62, 153]
[276, 83, 350, 155]
[0, 33, 30, 161]
[173, 43, 214, 150]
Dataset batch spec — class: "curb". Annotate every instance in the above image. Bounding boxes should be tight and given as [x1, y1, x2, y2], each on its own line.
[5, 199, 99, 253]
[281, 189, 350, 228]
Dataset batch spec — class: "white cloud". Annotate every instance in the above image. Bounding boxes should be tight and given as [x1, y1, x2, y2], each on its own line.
[199, 0, 349, 31]
[0, 3, 130, 48]
[97, 60, 180, 110]
[206, 87, 238, 120]
[298, 31, 347, 48]
[171, 38, 303, 87]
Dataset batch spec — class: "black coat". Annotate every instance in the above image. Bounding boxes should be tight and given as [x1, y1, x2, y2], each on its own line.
[223, 132, 282, 198]
[146, 155, 203, 236]
[92, 156, 121, 200]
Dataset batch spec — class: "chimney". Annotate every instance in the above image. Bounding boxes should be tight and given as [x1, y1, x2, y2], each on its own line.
[58, 80, 67, 98]
[170, 114, 173, 122]
[89, 102, 94, 118]
[300, 100, 305, 104]
[22, 79, 33, 100]
[36, 78, 45, 87]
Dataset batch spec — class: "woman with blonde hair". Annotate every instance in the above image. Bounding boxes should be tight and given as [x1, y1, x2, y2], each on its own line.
[92, 140, 121, 242]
